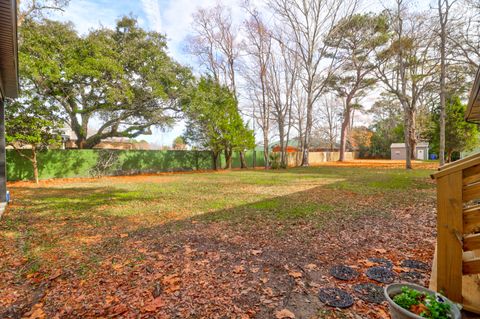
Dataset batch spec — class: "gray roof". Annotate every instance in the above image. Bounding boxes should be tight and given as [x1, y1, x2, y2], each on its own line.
[0, 0, 18, 98]
[466, 66, 480, 123]
[391, 142, 429, 148]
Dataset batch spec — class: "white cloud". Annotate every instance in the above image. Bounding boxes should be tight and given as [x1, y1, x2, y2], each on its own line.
[141, 0, 163, 32]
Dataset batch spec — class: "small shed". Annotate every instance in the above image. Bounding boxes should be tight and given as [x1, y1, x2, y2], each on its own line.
[390, 142, 429, 160]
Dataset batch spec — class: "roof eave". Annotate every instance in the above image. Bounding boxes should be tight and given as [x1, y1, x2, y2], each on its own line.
[465, 66, 480, 123]
[0, 0, 19, 99]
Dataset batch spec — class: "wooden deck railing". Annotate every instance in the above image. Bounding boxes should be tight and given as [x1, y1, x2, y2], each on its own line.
[431, 153, 480, 314]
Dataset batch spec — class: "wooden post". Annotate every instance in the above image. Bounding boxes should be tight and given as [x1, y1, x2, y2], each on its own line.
[435, 170, 463, 302]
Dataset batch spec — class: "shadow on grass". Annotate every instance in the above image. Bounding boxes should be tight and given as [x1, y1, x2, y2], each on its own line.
[3, 166, 434, 263]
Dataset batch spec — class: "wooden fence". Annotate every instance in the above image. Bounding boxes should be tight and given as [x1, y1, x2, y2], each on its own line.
[284, 151, 355, 167]
[431, 153, 480, 314]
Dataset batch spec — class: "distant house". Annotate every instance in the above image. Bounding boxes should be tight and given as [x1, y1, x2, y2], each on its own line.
[390, 142, 429, 160]
[61, 127, 151, 150]
[93, 138, 150, 150]
[271, 145, 299, 153]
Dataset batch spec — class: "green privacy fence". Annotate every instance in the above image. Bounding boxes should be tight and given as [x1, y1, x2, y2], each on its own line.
[6, 149, 265, 181]
[218, 149, 266, 168]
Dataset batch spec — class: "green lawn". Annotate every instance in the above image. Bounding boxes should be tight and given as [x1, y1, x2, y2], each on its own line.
[0, 165, 437, 318]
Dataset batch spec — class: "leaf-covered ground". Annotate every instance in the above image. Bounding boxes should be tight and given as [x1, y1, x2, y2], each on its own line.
[0, 161, 438, 318]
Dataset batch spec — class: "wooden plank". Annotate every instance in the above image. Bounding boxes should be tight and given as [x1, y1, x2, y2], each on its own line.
[432, 153, 480, 179]
[462, 274, 480, 315]
[463, 304, 480, 316]
[464, 234, 480, 251]
[436, 171, 464, 302]
[429, 245, 438, 291]
[463, 258, 480, 275]
[463, 164, 480, 185]
[463, 250, 480, 314]
[463, 182, 480, 202]
[464, 206, 480, 234]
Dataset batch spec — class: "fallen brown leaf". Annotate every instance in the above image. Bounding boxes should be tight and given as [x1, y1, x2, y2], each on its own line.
[108, 304, 128, 317]
[143, 297, 165, 312]
[25, 303, 46, 319]
[162, 274, 181, 293]
[275, 308, 295, 319]
[233, 265, 245, 274]
[251, 249, 262, 256]
[393, 266, 410, 273]
[305, 263, 317, 270]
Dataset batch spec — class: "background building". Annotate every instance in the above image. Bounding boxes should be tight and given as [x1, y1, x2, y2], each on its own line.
[390, 142, 429, 160]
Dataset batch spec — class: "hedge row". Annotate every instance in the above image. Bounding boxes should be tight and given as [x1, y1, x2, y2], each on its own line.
[6, 149, 266, 181]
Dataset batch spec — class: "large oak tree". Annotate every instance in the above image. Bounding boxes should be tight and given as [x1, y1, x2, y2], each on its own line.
[20, 17, 192, 149]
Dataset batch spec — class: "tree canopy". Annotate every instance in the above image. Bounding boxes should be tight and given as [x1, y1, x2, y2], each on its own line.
[6, 97, 62, 183]
[183, 77, 254, 169]
[429, 96, 479, 161]
[19, 16, 193, 149]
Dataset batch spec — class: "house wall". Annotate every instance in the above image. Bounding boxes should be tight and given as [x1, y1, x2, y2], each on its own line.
[0, 98, 5, 201]
[415, 146, 429, 160]
[391, 146, 429, 160]
[391, 147, 407, 160]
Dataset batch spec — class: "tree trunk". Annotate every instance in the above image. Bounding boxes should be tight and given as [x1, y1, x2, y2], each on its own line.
[403, 108, 412, 169]
[339, 105, 351, 162]
[76, 137, 87, 149]
[438, 0, 448, 167]
[240, 151, 247, 169]
[297, 130, 304, 167]
[263, 135, 269, 169]
[32, 147, 39, 184]
[212, 151, 219, 170]
[301, 94, 313, 167]
[224, 148, 233, 169]
[301, 143, 309, 166]
[279, 124, 286, 168]
[409, 108, 416, 161]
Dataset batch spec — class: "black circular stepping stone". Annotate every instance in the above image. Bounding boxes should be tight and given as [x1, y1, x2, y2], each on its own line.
[400, 259, 429, 271]
[399, 271, 424, 284]
[368, 257, 393, 269]
[353, 283, 386, 304]
[366, 266, 395, 284]
[329, 265, 358, 281]
[318, 288, 354, 308]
